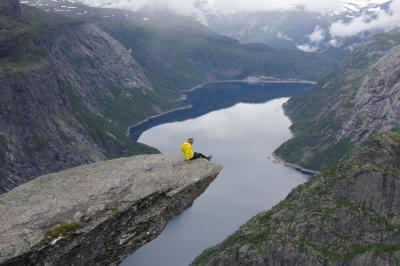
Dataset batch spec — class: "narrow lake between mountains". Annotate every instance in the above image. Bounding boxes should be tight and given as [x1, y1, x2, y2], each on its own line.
[121, 81, 312, 266]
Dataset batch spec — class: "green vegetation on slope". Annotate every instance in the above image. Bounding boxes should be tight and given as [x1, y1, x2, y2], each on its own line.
[63, 85, 159, 157]
[87, 13, 341, 92]
[193, 132, 400, 265]
[0, 5, 79, 69]
[3, 5, 160, 157]
[274, 31, 400, 171]
[42, 223, 81, 244]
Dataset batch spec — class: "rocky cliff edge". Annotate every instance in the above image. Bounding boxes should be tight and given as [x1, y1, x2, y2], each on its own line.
[0, 154, 222, 266]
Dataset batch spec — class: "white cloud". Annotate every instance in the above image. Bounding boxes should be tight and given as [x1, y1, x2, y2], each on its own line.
[297, 44, 319, 52]
[328, 38, 342, 47]
[330, 0, 400, 38]
[207, 0, 344, 13]
[295, 26, 324, 53]
[82, 0, 200, 15]
[81, 0, 345, 15]
[308, 26, 325, 42]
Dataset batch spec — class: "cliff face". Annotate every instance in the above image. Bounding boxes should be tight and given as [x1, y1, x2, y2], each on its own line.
[192, 132, 400, 266]
[48, 23, 153, 113]
[0, 155, 222, 266]
[0, 4, 162, 193]
[275, 32, 400, 171]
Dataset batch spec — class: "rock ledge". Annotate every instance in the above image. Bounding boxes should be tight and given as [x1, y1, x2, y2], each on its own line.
[0, 154, 222, 266]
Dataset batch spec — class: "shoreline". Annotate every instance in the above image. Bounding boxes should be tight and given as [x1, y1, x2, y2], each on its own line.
[127, 76, 317, 139]
[126, 104, 192, 136]
[271, 153, 319, 176]
[182, 77, 317, 93]
[272, 100, 319, 176]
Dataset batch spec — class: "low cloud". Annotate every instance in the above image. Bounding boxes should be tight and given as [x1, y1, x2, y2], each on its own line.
[81, 0, 345, 14]
[330, 0, 400, 39]
[82, 0, 200, 15]
[308, 26, 325, 43]
[295, 26, 325, 53]
[207, 0, 343, 13]
[297, 44, 319, 52]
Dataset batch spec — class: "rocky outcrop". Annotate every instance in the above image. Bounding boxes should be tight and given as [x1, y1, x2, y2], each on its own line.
[339, 45, 400, 143]
[0, 0, 21, 17]
[275, 32, 400, 171]
[0, 154, 222, 266]
[192, 132, 400, 266]
[0, 60, 106, 192]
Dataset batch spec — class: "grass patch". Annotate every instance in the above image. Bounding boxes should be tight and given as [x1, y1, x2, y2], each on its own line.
[42, 223, 81, 244]
[0, 57, 38, 69]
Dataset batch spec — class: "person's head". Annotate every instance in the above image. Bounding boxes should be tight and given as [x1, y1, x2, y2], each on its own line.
[188, 137, 194, 144]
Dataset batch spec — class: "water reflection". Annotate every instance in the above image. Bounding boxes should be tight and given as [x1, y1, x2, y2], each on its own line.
[129, 82, 312, 141]
[122, 98, 308, 266]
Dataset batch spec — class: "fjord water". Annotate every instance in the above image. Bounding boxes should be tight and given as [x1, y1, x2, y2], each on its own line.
[122, 82, 310, 266]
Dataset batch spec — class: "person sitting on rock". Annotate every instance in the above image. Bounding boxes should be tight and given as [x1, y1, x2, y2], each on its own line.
[180, 138, 212, 161]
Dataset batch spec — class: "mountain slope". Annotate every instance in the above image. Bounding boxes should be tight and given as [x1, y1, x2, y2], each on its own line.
[21, 0, 343, 89]
[274, 31, 400, 171]
[0, 1, 162, 192]
[192, 132, 400, 266]
[94, 13, 339, 91]
[87, 12, 349, 100]
[0, 0, 21, 17]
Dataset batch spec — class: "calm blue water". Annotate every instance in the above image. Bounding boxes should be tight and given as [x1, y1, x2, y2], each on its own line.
[122, 82, 311, 266]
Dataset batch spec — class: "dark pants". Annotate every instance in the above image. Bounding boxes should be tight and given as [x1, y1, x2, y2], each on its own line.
[190, 152, 208, 160]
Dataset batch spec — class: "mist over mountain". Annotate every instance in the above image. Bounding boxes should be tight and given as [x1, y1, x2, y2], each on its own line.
[29, 0, 399, 52]
[205, 0, 399, 51]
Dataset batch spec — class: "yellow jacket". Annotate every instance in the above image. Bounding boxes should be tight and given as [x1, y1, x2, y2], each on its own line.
[180, 142, 194, 160]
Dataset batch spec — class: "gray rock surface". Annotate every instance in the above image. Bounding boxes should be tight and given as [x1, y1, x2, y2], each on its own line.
[340, 44, 400, 143]
[49, 23, 153, 113]
[192, 132, 400, 266]
[0, 0, 21, 17]
[0, 154, 222, 266]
